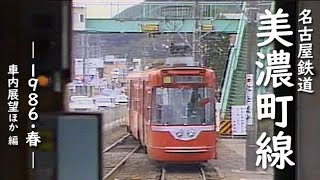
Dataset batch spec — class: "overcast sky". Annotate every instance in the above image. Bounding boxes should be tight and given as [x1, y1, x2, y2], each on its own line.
[73, 0, 145, 17]
[73, 0, 145, 5]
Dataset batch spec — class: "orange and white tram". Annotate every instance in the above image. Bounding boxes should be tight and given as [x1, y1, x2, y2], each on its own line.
[127, 65, 217, 163]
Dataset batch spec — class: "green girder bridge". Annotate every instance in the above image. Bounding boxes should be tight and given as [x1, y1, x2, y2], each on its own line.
[77, 0, 273, 120]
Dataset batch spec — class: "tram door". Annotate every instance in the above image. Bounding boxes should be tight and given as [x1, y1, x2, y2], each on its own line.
[138, 79, 144, 144]
[143, 81, 151, 146]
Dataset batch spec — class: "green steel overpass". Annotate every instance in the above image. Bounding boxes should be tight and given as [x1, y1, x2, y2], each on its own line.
[83, 1, 246, 33]
[77, 0, 273, 121]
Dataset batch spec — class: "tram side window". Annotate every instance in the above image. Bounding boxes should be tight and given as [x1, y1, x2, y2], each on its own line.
[131, 83, 136, 111]
[152, 88, 162, 123]
[145, 90, 151, 121]
[133, 85, 138, 111]
[205, 88, 215, 125]
[128, 81, 133, 110]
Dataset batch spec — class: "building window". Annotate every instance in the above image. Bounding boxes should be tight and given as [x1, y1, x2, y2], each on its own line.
[73, 14, 77, 23]
[80, 14, 84, 22]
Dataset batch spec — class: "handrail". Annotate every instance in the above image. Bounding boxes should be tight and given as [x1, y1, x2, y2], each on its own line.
[219, 2, 247, 120]
[219, 1, 274, 120]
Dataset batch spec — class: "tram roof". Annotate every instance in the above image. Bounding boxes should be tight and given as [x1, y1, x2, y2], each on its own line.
[127, 66, 214, 78]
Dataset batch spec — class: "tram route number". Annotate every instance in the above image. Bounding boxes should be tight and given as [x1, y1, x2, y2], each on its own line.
[174, 76, 203, 83]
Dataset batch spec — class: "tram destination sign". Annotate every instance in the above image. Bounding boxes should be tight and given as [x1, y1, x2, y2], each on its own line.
[174, 75, 203, 83]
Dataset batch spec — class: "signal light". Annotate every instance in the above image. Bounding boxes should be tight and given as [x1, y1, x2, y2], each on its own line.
[37, 75, 50, 87]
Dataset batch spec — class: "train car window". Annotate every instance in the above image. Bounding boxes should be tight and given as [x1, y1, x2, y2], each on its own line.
[129, 80, 133, 110]
[138, 81, 142, 113]
[134, 84, 138, 111]
[152, 88, 162, 123]
[79, 14, 84, 22]
[132, 83, 137, 111]
[151, 87, 214, 125]
[145, 89, 151, 122]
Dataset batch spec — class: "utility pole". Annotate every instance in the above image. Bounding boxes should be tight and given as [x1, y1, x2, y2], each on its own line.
[192, 0, 201, 66]
[245, 1, 259, 171]
[82, 33, 89, 96]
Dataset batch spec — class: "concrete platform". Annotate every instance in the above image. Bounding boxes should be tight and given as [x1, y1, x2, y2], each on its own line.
[210, 138, 274, 180]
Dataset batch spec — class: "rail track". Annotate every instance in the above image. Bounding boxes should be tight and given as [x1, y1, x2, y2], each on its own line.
[102, 133, 220, 180]
[160, 164, 207, 180]
[102, 134, 140, 180]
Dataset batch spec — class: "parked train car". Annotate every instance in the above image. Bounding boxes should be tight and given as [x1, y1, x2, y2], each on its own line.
[126, 63, 217, 163]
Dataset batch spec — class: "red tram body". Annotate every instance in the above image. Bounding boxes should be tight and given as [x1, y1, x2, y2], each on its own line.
[126, 66, 217, 163]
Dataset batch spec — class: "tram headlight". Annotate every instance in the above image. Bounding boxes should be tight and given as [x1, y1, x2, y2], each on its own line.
[163, 76, 172, 84]
[187, 130, 195, 138]
[176, 130, 183, 137]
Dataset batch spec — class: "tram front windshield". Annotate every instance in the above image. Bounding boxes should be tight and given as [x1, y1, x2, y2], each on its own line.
[152, 87, 214, 125]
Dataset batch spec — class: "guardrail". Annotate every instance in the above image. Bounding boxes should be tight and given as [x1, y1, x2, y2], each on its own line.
[69, 104, 128, 129]
[99, 104, 128, 123]
[98, 104, 128, 131]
